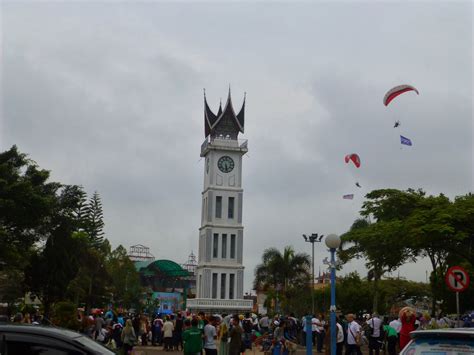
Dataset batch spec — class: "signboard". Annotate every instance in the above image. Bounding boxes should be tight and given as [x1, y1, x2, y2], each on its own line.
[152, 292, 183, 313]
[445, 266, 470, 292]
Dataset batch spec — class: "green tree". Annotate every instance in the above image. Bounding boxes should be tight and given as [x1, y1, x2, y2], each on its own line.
[106, 245, 142, 308]
[52, 301, 80, 330]
[336, 272, 372, 315]
[340, 216, 414, 313]
[25, 184, 90, 315]
[448, 194, 474, 267]
[334, 273, 431, 316]
[404, 194, 454, 314]
[66, 233, 112, 312]
[84, 191, 105, 248]
[0, 146, 59, 309]
[254, 246, 311, 313]
[341, 188, 474, 315]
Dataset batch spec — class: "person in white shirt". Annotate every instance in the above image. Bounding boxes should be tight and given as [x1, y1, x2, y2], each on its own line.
[204, 316, 218, 355]
[345, 314, 362, 355]
[336, 319, 344, 355]
[311, 316, 320, 348]
[366, 313, 383, 355]
[388, 318, 401, 334]
[163, 316, 174, 351]
[259, 315, 270, 333]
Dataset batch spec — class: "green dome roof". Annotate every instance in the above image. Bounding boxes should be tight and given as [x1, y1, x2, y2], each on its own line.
[135, 259, 190, 278]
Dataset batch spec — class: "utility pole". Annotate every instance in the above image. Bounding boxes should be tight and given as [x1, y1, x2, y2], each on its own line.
[302, 233, 324, 315]
[324, 234, 342, 355]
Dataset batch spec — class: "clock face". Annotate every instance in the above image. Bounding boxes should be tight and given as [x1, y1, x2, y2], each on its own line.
[217, 156, 234, 173]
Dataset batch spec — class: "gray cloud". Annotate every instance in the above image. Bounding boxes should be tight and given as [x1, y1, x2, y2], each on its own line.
[1, 2, 472, 292]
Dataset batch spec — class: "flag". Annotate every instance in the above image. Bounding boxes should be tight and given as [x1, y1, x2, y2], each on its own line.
[400, 135, 412, 146]
[343, 194, 354, 200]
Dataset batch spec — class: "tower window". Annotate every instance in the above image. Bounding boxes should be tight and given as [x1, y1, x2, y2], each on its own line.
[228, 197, 235, 219]
[212, 273, 218, 299]
[220, 273, 226, 299]
[229, 274, 235, 300]
[216, 196, 222, 218]
[222, 234, 227, 258]
[213, 234, 218, 258]
[230, 234, 236, 259]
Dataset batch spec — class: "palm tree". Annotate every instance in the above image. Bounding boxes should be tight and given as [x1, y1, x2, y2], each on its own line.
[254, 246, 311, 312]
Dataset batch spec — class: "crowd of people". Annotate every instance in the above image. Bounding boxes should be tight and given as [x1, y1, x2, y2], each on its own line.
[76, 309, 467, 355]
[75, 310, 302, 354]
[307, 308, 473, 355]
[2, 307, 473, 355]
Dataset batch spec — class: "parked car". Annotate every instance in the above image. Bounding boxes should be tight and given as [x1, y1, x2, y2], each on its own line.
[0, 324, 115, 355]
[400, 328, 474, 354]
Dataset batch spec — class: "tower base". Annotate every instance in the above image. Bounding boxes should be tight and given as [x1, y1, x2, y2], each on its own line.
[187, 298, 253, 314]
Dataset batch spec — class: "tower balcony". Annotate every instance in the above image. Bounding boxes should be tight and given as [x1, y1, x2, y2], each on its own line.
[201, 136, 248, 157]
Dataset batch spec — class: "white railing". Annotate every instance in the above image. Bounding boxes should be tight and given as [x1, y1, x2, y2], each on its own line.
[187, 298, 253, 310]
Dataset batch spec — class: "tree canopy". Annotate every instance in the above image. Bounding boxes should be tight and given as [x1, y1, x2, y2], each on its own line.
[254, 246, 311, 313]
[0, 146, 143, 316]
[340, 188, 474, 314]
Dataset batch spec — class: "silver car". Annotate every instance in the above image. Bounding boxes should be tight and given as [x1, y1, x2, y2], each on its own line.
[400, 328, 474, 355]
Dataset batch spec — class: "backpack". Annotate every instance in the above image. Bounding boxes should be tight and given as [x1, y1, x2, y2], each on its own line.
[243, 319, 253, 333]
[366, 319, 374, 337]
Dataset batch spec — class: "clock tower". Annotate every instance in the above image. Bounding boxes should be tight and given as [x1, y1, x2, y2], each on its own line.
[187, 89, 253, 313]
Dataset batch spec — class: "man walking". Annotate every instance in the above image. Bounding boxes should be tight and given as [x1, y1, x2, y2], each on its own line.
[366, 313, 383, 355]
[383, 319, 398, 355]
[163, 316, 174, 351]
[204, 316, 218, 355]
[345, 314, 362, 355]
[183, 318, 203, 355]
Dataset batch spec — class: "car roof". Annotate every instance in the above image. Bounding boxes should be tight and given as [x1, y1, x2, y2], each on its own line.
[411, 328, 474, 339]
[0, 324, 83, 340]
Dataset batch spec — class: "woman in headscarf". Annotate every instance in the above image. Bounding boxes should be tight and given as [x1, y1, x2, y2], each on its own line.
[219, 315, 230, 355]
[121, 319, 137, 355]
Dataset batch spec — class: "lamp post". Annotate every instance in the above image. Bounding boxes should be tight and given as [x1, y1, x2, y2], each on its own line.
[302, 233, 324, 315]
[324, 234, 341, 355]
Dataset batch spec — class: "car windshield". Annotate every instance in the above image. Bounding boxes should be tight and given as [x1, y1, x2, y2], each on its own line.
[401, 337, 474, 355]
[73, 335, 116, 354]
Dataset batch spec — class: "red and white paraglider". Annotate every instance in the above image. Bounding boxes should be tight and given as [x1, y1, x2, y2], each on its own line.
[384, 84, 419, 128]
[344, 153, 361, 168]
[383, 84, 419, 107]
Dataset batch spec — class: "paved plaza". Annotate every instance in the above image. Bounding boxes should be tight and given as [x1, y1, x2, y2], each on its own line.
[133, 344, 373, 355]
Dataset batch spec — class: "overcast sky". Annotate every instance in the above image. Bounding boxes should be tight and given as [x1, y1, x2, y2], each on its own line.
[1, 1, 472, 293]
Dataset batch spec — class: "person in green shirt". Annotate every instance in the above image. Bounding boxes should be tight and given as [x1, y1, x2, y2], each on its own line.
[383, 320, 398, 355]
[183, 318, 203, 355]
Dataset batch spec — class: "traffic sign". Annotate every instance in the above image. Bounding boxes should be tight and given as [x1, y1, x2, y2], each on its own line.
[445, 266, 470, 292]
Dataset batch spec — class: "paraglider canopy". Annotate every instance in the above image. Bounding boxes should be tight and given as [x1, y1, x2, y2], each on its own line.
[383, 85, 419, 106]
[345, 153, 361, 168]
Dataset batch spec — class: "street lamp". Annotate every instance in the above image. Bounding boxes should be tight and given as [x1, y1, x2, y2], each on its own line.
[324, 234, 341, 355]
[302, 233, 324, 315]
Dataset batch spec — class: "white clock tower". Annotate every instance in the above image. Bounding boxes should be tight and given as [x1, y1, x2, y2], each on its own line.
[187, 89, 253, 313]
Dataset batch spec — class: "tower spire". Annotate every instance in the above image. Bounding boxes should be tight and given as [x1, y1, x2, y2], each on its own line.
[203, 88, 245, 138]
[217, 98, 223, 116]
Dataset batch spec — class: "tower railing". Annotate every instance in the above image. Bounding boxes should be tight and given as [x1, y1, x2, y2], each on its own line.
[187, 298, 253, 310]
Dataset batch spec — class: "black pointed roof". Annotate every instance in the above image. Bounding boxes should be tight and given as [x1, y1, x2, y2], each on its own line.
[203, 89, 245, 138]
